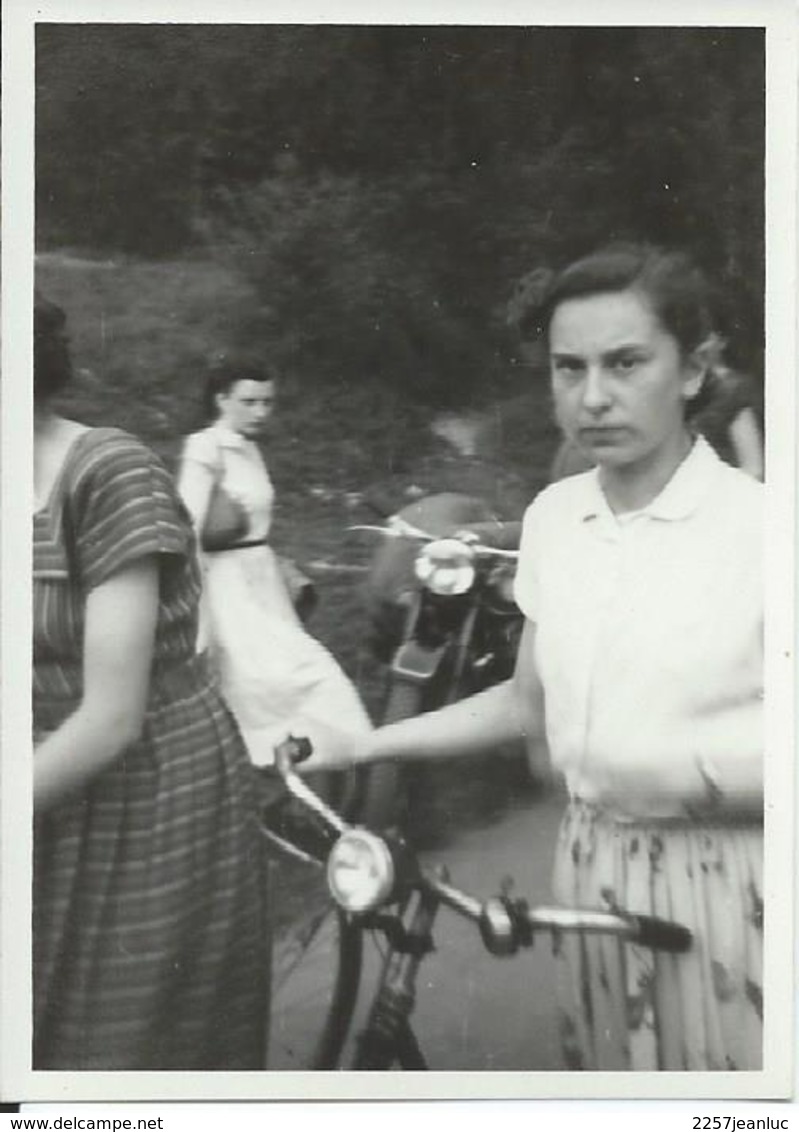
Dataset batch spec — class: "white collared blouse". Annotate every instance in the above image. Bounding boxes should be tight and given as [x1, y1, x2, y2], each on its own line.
[514, 437, 763, 820]
[180, 423, 274, 542]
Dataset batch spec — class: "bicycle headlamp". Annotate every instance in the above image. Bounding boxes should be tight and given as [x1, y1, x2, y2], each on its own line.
[414, 538, 476, 596]
[327, 829, 396, 913]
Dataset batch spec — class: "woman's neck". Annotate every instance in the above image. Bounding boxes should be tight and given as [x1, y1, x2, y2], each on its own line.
[34, 413, 87, 509]
[599, 430, 694, 514]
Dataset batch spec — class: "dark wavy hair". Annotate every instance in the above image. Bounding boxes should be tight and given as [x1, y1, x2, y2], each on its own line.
[34, 292, 73, 405]
[202, 358, 278, 423]
[508, 243, 724, 417]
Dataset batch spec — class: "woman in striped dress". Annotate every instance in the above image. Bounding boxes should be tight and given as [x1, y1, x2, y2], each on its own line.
[33, 295, 269, 1069]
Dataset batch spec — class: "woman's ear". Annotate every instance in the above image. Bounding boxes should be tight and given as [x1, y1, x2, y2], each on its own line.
[682, 356, 707, 403]
[682, 333, 724, 403]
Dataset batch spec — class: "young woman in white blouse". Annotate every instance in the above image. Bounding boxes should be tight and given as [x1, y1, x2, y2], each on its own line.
[307, 244, 763, 1071]
[178, 361, 372, 770]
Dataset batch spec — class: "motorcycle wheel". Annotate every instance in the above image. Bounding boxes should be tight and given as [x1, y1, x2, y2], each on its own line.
[266, 851, 363, 1069]
[355, 679, 424, 830]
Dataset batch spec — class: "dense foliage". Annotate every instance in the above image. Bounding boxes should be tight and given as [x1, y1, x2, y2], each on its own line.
[36, 25, 765, 403]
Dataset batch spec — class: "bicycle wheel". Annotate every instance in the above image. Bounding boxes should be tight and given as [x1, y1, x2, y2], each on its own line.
[267, 848, 363, 1069]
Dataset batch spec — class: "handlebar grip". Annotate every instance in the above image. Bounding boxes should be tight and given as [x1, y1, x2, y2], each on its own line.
[290, 735, 313, 763]
[630, 914, 692, 954]
[274, 734, 313, 770]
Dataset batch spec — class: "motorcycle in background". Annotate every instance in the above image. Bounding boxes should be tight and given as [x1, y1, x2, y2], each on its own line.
[355, 492, 524, 828]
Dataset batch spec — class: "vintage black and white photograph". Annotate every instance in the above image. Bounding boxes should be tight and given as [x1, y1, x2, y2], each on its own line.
[2, 0, 796, 1105]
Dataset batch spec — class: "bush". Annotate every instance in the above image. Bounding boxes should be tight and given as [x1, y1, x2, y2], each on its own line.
[201, 170, 519, 409]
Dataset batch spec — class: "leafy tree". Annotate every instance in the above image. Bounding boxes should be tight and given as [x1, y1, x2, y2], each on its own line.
[36, 24, 765, 392]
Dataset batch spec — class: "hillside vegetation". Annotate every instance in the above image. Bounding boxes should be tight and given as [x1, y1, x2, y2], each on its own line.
[39, 252, 557, 712]
[35, 25, 765, 710]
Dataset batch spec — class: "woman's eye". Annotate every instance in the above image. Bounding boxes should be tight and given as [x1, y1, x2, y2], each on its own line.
[553, 359, 583, 379]
[611, 355, 639, 374]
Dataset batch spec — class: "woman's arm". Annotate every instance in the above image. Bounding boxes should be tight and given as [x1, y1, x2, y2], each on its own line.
[34, 559, 159, 812]
[728, 407, 764, 481]
[303, 621, 546, 773]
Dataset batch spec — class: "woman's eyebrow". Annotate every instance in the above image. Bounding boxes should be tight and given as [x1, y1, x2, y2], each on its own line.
[602, 343, 647, 360]
[550, 350, 584, 362]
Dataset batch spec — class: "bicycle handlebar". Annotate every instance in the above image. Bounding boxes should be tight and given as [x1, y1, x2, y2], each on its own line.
[417, 871, 692, 955]
[273, 736, 350, 836]
[347, 521, 519, 560]
[272, 736, 693, 957]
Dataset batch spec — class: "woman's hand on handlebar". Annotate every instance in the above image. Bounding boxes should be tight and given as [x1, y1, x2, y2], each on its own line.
[289, 725, 377, 776]
[291, 621, 542, 778]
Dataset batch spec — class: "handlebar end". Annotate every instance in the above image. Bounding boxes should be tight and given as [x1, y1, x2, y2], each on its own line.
[631, 914, 693, 954]
[290, 735, 313, 761]
[274, 734, 313, 770]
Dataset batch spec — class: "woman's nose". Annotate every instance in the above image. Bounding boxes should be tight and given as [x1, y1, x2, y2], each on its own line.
[582, 367, 612, 411]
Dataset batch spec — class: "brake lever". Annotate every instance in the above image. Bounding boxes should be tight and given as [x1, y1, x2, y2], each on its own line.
[347, 519, 432, 542]
[471, 544, 519, 561]
[443, 528, 519, 561]
[347, 524, 401, 537]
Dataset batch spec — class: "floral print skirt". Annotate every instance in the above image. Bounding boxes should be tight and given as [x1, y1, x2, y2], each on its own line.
[551, 800, 763, 1071]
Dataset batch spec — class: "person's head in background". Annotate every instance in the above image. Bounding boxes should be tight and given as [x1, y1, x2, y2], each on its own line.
[34, 292, 73, 415]
[202, 359, 277, 441]
[512, 243, 722, 504]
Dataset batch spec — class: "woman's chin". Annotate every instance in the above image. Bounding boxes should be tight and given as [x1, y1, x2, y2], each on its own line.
[582, 442, 629, 468]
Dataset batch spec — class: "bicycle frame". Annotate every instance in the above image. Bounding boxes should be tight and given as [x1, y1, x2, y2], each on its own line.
[354, 885, 438, 1069]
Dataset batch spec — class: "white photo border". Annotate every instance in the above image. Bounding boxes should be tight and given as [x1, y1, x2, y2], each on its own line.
[2, 0, 795, 1104]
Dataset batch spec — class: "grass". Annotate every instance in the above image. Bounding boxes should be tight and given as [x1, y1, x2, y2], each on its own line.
[37, 251, 561, 718]
[36, 252, 257, 445]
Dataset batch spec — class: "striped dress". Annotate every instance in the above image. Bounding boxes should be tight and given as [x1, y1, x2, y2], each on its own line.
[33, 427, 269, 1069]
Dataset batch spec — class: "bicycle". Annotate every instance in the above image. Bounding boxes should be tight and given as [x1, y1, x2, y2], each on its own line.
[262, 736, 693, 1071]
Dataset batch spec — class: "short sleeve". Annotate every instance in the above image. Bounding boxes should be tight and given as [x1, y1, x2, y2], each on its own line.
[68, 430, 193, 590]
[181, 429, 222, 472]
[513, 499, 542, 623]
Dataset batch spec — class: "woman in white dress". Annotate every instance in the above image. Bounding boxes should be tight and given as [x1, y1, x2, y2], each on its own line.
[178, 361, 372, 768]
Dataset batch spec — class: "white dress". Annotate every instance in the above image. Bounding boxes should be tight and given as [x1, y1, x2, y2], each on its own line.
[178, 424, 372, 767]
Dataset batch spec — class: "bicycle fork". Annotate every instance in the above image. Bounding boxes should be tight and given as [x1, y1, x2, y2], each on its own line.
[352, 882, 441, 1069]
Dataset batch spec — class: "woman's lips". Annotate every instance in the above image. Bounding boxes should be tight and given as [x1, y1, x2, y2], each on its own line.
[578, 426, 628, 444]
